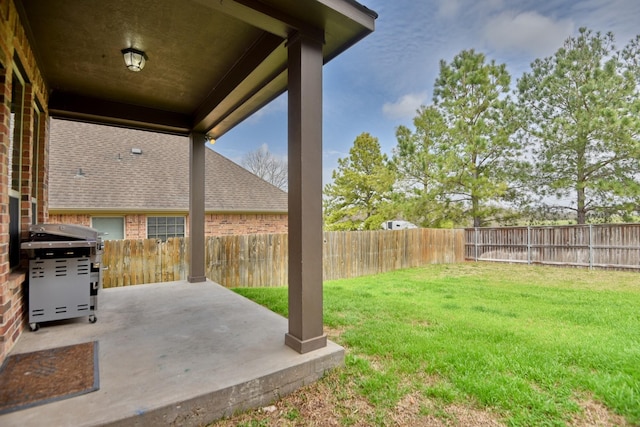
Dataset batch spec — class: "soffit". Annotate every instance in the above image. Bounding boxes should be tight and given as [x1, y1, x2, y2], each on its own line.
[16, 0, 376, 137]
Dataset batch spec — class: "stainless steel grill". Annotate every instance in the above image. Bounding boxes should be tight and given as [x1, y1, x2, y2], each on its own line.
[21, 223, 104, 331]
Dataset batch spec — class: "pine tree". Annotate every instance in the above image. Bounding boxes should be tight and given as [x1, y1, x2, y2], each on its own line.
[517, 28, 640, 223]
[393, 50, 523, 227]
[323, 133, 395, 230]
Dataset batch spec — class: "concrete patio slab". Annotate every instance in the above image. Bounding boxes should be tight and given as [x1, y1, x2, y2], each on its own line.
[0, 280, 344, 426]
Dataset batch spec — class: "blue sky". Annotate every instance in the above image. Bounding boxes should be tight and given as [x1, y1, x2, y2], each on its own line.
[212, 0, 640, 186]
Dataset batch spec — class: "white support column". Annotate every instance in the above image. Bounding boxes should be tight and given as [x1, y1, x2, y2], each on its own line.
[285, 31, 327, 354]
[188, 132, 207, 283]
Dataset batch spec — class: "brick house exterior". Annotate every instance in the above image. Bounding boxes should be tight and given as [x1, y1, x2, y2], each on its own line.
[0, 0, 374, 366]
[47, 212, 288, 238]
[47, 119, 288, 240]
[0, 0, 50, 363]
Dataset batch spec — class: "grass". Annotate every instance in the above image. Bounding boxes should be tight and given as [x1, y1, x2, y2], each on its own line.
[228, 263, 640, 426]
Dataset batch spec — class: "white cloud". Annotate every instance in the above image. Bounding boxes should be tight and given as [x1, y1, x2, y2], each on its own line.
[437, 0, 461, 18]
[438, 0, 504, 19]
[570, 0, 640, 44]
[483, 11, 574, 57]
[323, 149, 348, 159]
[382, 92, 428, 120]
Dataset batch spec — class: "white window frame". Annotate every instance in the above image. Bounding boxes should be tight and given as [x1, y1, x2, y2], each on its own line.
[147, 216, 186, 241]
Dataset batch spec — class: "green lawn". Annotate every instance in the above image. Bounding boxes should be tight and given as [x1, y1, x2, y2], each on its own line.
[231, 263, 640, 426]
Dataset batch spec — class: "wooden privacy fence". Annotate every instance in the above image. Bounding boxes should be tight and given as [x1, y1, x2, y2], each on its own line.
[465, 224, 640, 271]
[323, 228, 464, 280]
[102, 228, 465, 288]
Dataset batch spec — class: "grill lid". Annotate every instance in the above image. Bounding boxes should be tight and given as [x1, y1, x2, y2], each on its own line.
[27, 223, 100, 241]
[21, 224, 104, 255]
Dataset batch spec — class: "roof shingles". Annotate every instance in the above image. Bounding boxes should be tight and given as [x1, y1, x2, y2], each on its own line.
[48, 120, 288, 213]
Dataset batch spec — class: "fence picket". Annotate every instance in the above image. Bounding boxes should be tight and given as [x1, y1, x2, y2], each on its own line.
[102, 229, 465, 288]
[465, 224, 640, 271]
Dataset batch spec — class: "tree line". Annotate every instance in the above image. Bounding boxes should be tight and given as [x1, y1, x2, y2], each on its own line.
[323, 28, 640, 230]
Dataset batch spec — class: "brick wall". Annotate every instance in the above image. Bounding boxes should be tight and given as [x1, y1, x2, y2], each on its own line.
[48, 213, 92, 227]
[0, 63, 10, 303]
[49, 212, 289, 238]
[35, 106, 49, 223]
[205, 213, 288, 236]
[0, 0, 49, 365]
[0, 272, 25, 363]
[125, 214, 147, 239]
[19, 83, 34, 243]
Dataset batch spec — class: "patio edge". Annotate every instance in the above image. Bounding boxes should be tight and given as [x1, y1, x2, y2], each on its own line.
[102, 343, 345, 426]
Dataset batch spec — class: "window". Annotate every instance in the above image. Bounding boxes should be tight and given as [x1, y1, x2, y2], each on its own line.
[147, 216, 185, 241]
[91, 217, 125, 240]
[31, 107, 41, 223]
[9, 68, 25, 268]
[9, 72, 23, 193]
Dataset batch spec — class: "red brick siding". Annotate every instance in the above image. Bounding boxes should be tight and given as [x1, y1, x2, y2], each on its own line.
[50, 212, 289, 238]
[48, 213, 92, 227]
[0, 70, 10, 292]
[19, 83, 34, 245]
[0, 272, 25, 364]
[0, 0, 50, 365]
[124, 214, 147, 239]
[205, 213, 288, 236]
[35, 109, 49, 223]
[48, 214, 148, 240]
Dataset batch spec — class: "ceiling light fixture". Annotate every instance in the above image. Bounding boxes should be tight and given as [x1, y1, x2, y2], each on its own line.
[121, 47, 147, 72]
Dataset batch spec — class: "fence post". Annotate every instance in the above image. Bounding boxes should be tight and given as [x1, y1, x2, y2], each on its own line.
[474, 227, 479, 262]
[589, 224, 593, 270]
[527, 226, 531, 265]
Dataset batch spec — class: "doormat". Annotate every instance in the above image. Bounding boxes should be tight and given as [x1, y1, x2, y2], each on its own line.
[0, 341, 99, 414]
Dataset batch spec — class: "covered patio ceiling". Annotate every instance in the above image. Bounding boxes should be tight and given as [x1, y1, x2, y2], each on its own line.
[12, 0, 377, 356]
[16, 0, 376, 137]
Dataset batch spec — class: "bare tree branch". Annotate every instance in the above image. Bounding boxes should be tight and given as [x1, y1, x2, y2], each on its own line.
[241, 145, 288, 191]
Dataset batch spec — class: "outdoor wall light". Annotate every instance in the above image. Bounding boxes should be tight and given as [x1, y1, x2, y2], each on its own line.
[121, 47, 147, 72]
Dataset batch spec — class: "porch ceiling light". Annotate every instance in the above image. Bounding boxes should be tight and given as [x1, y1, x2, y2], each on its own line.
[121, 47, 147, 72]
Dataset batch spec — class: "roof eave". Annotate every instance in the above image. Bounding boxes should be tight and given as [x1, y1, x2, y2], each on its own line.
[49, 208, 289, 215]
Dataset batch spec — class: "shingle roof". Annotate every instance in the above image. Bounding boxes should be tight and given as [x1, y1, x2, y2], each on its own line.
[48, 120, 288, 213]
